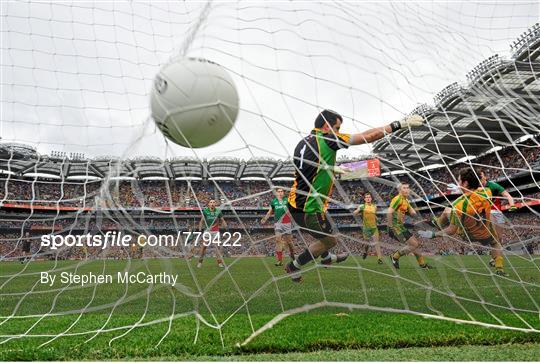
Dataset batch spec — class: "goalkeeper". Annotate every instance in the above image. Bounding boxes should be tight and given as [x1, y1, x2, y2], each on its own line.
[285, 109, 424, 282]
[419, 168, 508, 276]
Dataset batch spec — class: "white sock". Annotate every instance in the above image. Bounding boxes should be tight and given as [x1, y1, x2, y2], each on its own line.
[322, 253, 337, 262]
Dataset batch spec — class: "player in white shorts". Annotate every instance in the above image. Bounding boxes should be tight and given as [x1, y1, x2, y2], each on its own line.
[261, 187, 295, 266]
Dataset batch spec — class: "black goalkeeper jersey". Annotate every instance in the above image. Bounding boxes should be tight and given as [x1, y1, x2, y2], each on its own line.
[288, 128, 350, 213]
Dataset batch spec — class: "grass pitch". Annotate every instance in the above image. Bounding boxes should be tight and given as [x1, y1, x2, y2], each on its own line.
[1, 255, 539, 360]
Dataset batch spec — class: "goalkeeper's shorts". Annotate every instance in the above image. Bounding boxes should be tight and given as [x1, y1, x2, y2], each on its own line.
[289, 206, 333, 239]
[390, 225, 412, 243]
[363, 227, 379, 240]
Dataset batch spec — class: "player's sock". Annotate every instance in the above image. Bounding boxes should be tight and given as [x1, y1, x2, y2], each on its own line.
[494, 256, 504, 269]
[392, 251, 401, 260]
[320, 252, 334, 263]
[294, 249, 315, 268]
[276, 251, 283, 262]
[398, 245, 413, 257]
[416, 255, 425, 266]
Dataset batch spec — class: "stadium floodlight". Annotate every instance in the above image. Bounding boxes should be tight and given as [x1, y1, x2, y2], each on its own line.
[511, 22, 540, 58]
[466, 55, 507, 85]
[433, 82, 464, 106]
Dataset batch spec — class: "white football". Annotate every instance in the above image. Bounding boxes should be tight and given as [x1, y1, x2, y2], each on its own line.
[150, 58, 239, 148]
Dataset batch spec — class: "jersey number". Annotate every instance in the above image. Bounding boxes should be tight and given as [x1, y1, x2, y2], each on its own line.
[299, 144, 307, 169]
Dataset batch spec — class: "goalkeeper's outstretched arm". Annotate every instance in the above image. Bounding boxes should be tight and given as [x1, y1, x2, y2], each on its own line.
[349, 114, 424, 145]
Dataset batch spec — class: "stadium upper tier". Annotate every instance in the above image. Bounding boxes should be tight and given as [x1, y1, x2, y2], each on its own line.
[0, 137, 538, 211]
[374, 23, 540, 171]
[0, 24, 538, 179]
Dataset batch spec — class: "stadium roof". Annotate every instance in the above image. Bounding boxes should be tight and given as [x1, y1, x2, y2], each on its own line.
[0, 145, 299, 180]
[1, 24, 538, 180]
[373, 23, 540, 172]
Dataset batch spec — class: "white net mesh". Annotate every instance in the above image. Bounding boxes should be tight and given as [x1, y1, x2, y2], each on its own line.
[1, 1, 539, 355]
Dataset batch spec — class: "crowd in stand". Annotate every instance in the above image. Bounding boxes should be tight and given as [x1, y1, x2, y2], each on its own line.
[1, 211, 538, 261]
[1, 137, 539, 261]
[1, 137, 538, 209]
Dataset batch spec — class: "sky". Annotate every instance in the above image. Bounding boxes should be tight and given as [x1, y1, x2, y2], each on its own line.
[1, 1, 538, 163]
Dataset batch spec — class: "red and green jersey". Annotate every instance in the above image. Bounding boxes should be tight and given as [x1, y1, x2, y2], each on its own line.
[202, 207, 222, 232]
[288, 128, 351, 213]
[484, 180, 505, 211]
[270, 198, 291, 223]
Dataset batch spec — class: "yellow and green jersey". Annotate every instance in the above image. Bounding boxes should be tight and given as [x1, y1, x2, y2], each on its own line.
[389, 194, 412, 227]
[288, 128, 351, 213]
[450, 188, 496, 242]
[202, 207, 222, 232]
[270, 198, 291, 223]
[358, 203, 378, 229]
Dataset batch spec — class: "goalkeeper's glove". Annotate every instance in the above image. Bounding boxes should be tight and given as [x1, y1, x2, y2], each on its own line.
[418, 230, 436, 239]
[390, 114, 425, 132]
[334, 165, 353, 174]
[447, 183, 461, 194]
[508, 205, 518, 212]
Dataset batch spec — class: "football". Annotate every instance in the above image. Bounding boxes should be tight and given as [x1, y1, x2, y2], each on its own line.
[150, 57, 239, 148]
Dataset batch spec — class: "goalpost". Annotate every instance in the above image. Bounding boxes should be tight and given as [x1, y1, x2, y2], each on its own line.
[1, 1, 539, 350]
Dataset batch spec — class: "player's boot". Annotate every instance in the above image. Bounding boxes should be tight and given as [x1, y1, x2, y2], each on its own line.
[275, 261, 283, 267]
[218, 263, 225, 268]
[197, 262, 202, 268]
[285, 262, 303, 283]
[321, 252, 349, 266]
[419, 263, 434, 270]
[362, 252, 368, 260]
[489, 259, 495, 267]
[390, 254, 400, 269]
[377, 258, 383, 265]
[495, 269, 509, 277]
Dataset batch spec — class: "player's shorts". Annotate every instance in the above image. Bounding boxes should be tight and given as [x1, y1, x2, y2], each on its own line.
[390, 225, 412, 243]
[490, 210, 505, 225]
[476, 237, 497, 246]
[363, 227, 379, 240]
[274, 222, 292, 235]
[289, 206, 333, 239]
[462, 228, 499, 247]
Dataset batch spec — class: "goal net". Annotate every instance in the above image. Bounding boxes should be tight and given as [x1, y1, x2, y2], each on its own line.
[1, 1, 539, 352]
